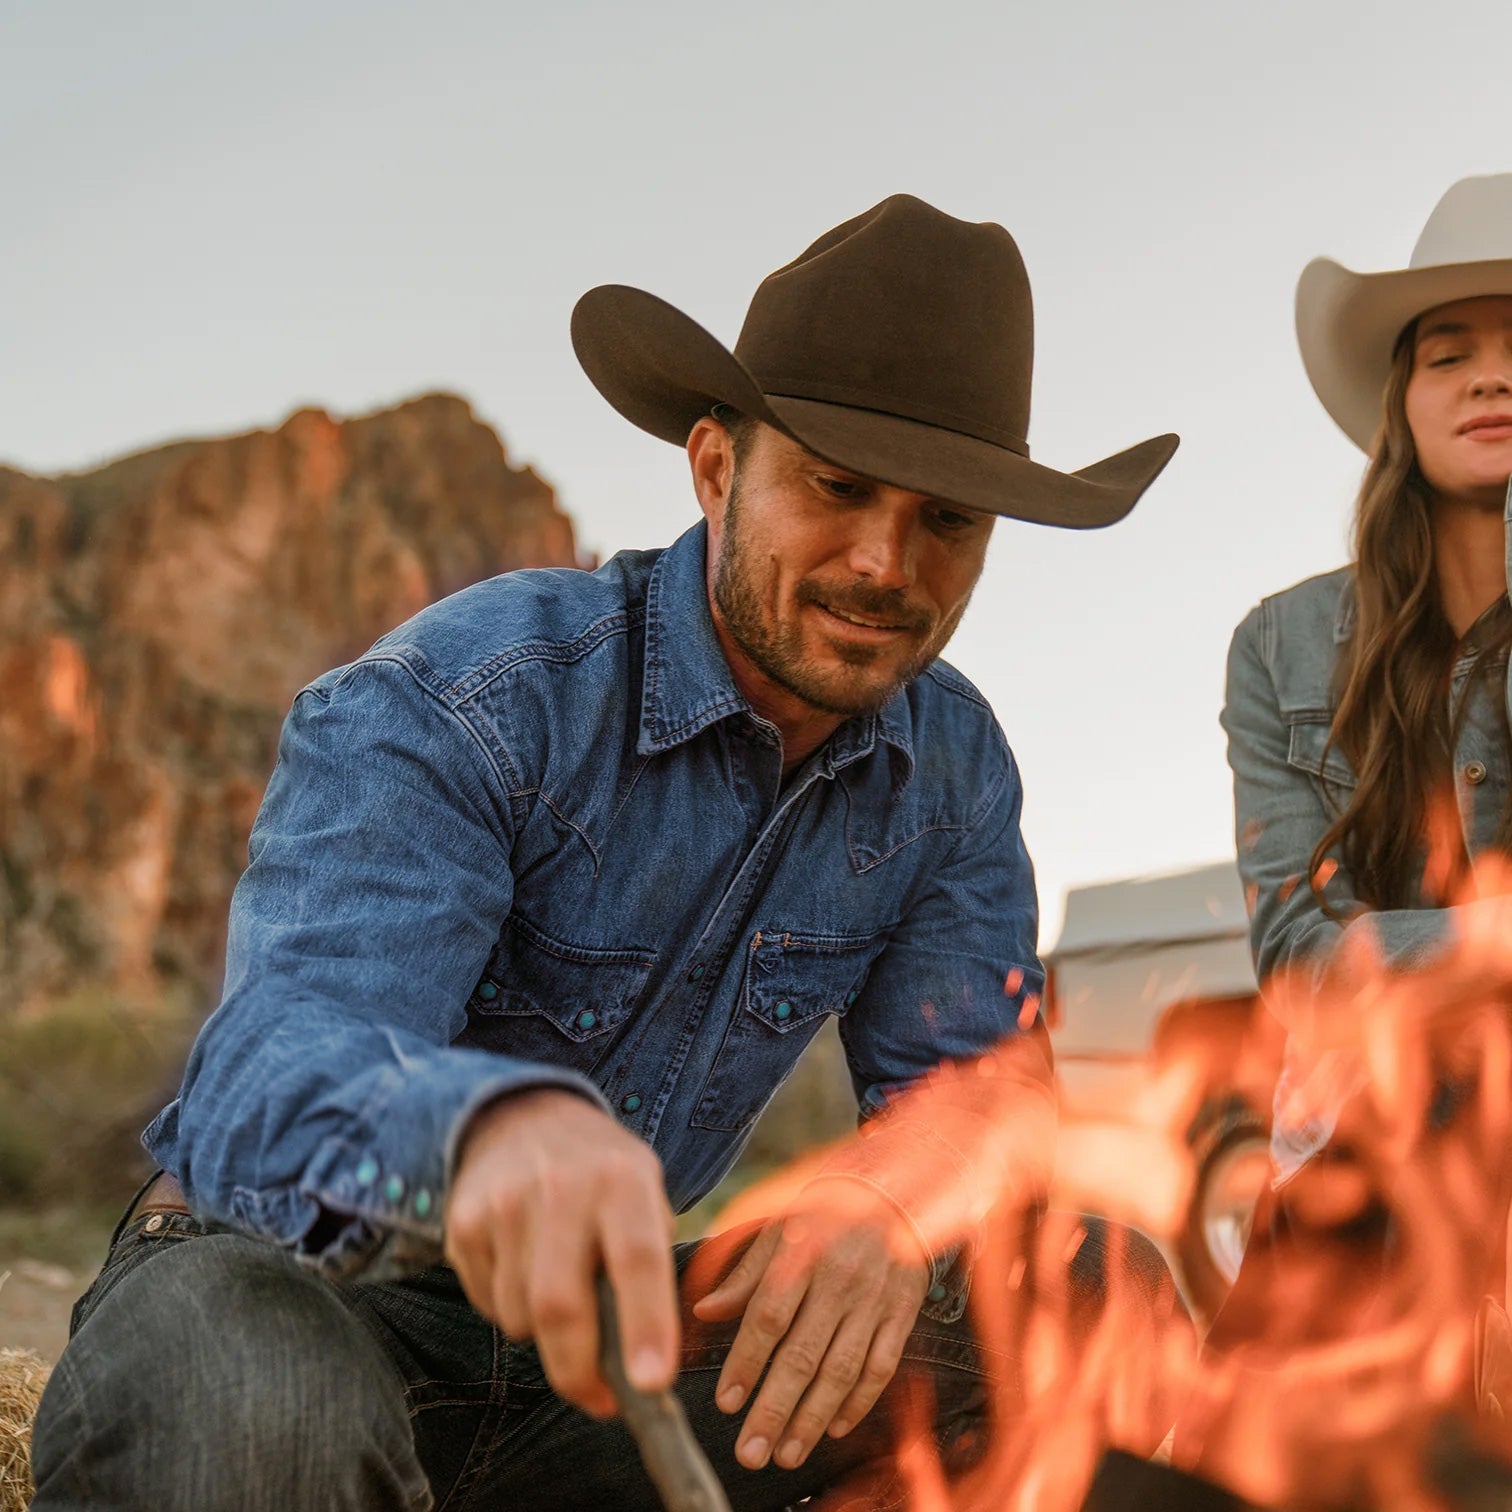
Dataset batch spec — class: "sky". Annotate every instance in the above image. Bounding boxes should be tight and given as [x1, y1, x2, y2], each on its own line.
[2, 0, 1506, 945]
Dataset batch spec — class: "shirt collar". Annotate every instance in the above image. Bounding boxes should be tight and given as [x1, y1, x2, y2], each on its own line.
[637, 521, 916, 783]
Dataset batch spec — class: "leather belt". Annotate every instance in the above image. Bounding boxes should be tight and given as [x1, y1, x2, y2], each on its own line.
[133, 1170, 191, 1221]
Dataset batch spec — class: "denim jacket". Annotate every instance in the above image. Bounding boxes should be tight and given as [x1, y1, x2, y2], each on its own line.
[145, 521, 1045, 1311]
[1221, 480, 1512, 1175]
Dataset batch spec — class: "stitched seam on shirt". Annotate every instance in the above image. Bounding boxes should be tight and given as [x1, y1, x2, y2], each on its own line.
[850, 820, 969, 873]
[922, 659, 991, 710]
[647, 693, 749, 745]
[444, 608, 643, 702]
[531, 787, 602, 874]
[847, 752, 1008, 872]
[325, 655, 526, 810]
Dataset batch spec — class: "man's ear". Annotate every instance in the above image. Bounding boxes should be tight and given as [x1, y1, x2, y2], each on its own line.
[687, 416, 736, 532]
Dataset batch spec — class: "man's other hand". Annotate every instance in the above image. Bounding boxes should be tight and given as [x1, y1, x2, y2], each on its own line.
[445, 1088, 677, 1417]
[691, 1181, 931, 1472]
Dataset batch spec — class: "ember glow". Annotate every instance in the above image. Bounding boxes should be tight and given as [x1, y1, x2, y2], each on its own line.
[697, 852, 1512, 1510]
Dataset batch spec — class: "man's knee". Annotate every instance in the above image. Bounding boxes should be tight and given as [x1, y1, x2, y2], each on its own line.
[30, 1232, 427, 1511]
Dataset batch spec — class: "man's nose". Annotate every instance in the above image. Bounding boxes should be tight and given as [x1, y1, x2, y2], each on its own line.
[847, 512, 917, 588]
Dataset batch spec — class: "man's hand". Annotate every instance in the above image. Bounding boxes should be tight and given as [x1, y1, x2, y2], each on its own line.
[691, 1180, 931, 1472]
[445, 1087, 678, 1417]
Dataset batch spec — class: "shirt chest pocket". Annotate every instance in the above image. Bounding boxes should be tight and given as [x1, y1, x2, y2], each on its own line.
[468, 913, 656, 1073]
[1285, 712, 1357, 804]
[692, 928, 883, 1134]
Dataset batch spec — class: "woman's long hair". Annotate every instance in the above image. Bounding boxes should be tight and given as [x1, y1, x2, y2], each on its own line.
[1311, 325, 1512, 909]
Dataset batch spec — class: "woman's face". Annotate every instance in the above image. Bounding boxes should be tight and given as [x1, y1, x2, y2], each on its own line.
[1405, 294, 1512, 508]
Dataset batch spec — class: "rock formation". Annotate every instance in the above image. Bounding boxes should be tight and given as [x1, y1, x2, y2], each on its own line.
[0, 394, 583, 1013]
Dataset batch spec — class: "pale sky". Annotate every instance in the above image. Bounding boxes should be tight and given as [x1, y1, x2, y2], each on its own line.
[3, 0, 1506, 943]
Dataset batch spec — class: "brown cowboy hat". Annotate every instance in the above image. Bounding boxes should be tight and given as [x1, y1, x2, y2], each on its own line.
[571, 194, 1179, 529]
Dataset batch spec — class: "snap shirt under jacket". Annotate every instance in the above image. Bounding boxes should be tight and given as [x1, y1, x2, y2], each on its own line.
[145, 521, 1045, 1305]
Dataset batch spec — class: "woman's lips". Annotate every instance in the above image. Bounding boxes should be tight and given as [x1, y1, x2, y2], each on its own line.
[1458, 414, 1512, 441]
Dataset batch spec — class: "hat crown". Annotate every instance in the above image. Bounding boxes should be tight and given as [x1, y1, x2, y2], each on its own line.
[732, 194, 1035, 455]
[1411, 173, 1512, 269]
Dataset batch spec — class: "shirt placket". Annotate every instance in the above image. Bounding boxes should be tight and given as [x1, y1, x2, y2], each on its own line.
[635, 735, 831, 1147]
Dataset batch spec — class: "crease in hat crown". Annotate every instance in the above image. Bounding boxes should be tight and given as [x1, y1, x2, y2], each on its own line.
[571, 192, 1178, 529]
[1296, 172, 1512, 451]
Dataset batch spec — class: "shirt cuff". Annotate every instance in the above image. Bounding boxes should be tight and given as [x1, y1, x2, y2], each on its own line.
[225, 1047, 611, 1281]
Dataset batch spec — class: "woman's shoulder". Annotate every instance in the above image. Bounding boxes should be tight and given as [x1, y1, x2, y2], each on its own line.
[1233, 566, 1353, 657]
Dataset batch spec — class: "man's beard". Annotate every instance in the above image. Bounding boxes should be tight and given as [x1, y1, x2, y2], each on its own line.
[711, 484, 953, 718]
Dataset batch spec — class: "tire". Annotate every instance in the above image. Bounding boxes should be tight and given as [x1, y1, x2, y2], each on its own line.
[1177, 1098, 1271, 1324]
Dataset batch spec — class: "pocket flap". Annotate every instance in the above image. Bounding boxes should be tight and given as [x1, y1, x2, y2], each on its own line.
[473, 914, 655, 1042]
[745, 929, 878, 1032]
[1285, 715, 1356, 790]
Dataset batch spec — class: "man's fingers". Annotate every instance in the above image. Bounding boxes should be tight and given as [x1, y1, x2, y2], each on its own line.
[734, 1285, 848, 1469]
[712, 1226, 813, 1419]
[825, 1304, 913, 1443]
[693, 1225, 781, 1322]
[527, 1201, 615, 1415]
[769, 1306, 884, 1468]
[600, 1163, 680, 1393]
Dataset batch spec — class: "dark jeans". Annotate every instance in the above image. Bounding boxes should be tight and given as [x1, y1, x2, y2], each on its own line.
[29, 1205, 1183, 1511]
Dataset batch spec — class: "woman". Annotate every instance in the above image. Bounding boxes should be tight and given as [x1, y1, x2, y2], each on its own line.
[1205, 173, 1512, 1425]
[1225, 172, 1512, 1182]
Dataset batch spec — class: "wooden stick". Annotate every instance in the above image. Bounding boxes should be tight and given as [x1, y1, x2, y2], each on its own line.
[597, 1275, 733, 1512]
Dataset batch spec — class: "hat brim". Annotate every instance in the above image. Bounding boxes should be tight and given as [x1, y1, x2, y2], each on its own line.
[572, 285, 1178, 529]
[1297, 256, 1512, 451]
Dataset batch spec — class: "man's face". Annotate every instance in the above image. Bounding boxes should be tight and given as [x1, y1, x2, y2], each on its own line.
[701, 422, 995, 718]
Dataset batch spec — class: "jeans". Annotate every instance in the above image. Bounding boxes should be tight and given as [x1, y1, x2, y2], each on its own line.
[29, 1204, 1183, 1511]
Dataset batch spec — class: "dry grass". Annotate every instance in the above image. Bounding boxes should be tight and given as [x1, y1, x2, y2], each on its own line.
[0, 1343, 50, 1512]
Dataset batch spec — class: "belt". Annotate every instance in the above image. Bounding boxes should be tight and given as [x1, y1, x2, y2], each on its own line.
[131, 1170, 191, 1229]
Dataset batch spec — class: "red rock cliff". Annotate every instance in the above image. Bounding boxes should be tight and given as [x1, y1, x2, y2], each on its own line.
[0, 394, 583, 1011]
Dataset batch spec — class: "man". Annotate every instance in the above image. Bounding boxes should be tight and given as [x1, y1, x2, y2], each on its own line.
[31, 195, 1178, 1510]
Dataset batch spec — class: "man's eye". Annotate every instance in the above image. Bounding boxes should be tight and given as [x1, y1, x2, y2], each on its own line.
[818, 475, 862, 498]
[931, 508, 977, 532]
[1427, 352, 1464, 368]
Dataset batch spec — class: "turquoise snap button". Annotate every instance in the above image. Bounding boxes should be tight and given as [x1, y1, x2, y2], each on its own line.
[477, 980, 498, 1001]
[413, 1188, 433, 1218]
[356, 1158, 379, 1185]
[688, 964, 705, 982]
[385, 1173, 406, 1202]
[621, 1093, 643, 1113]
[774, 1001, 793, 1021]
[928, 1283, 948, 1303]
[577, 1009, 597, 1030]
[846, 991, 858, 1006]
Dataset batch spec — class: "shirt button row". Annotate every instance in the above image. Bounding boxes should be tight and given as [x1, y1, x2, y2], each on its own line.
[356, 1158, 432, 1219]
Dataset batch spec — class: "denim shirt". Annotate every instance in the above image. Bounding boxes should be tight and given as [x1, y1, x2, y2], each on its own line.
[145, 521, 1044, 1305]
[1222, 479, 1512, 1176]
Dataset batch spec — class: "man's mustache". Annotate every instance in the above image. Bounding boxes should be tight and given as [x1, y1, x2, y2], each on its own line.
[795, 580, 934, 633]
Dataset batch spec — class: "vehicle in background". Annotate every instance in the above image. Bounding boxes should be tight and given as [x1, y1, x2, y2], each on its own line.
[1046, 861, 1283, 1321]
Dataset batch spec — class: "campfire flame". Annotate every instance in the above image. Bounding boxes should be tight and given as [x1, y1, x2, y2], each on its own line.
[700, 846, 1512, 1510]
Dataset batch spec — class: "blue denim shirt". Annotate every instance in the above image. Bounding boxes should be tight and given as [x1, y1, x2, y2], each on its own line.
[1222, 479, 1512, 1176]
[146, 521, 1044, 1300]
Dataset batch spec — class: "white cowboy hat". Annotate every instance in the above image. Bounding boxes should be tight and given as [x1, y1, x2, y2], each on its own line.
[1296, 173, 1512, 451]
